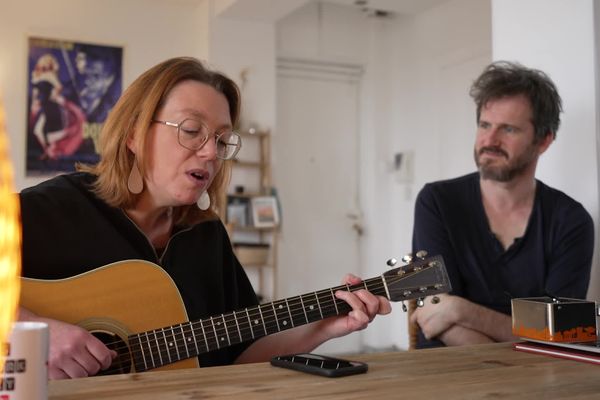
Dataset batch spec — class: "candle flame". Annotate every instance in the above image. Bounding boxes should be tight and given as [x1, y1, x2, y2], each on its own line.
[0, 98, 21, 360]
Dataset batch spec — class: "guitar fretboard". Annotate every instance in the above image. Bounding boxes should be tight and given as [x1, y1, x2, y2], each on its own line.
[127, 277, 386, 372]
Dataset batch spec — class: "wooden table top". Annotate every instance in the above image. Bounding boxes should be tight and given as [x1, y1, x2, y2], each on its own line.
[49, 342, 600, 399]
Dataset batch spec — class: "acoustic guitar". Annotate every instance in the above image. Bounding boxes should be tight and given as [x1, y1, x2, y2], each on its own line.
[20, 254, 450, 375]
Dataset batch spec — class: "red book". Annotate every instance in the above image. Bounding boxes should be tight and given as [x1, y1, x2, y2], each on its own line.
[513, 341, 600, 365]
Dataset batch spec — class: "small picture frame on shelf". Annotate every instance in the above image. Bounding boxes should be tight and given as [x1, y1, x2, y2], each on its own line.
[227, 196, 250, 227]
[251, 196, 279, 228]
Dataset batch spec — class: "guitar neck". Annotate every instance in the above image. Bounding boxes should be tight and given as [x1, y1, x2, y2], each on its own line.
[128, 276, 387, 372]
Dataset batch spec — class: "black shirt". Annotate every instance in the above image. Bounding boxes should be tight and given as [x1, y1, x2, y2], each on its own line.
[20, 172, 258, 366]
[412, 173, 594, 348]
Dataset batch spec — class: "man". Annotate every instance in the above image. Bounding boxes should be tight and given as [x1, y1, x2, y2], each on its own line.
[410, 61, 594, 348]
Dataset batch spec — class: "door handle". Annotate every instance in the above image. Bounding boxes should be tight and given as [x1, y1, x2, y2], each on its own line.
[346, 212, 360, 220]
[351, 222, 364, 236]
[346, 212, 363, 236]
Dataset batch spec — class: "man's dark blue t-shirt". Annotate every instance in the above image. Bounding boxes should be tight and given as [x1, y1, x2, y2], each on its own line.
[412, 172, 594, 348]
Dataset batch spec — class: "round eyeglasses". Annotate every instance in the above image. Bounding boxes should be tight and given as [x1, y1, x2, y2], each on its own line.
[152, 118, 242, 160]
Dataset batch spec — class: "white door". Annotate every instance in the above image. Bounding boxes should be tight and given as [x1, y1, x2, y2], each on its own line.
[275, 59, 363, 354]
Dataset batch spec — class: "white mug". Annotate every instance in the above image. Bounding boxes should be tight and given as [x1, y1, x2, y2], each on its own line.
[1, 321, 49, 400]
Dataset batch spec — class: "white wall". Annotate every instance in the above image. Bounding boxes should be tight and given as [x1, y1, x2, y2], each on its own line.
[492, 0, 600, 300]
[0, 0, 210, 191]
[276, 1, 370, 64]
[209, 14, 276, 134]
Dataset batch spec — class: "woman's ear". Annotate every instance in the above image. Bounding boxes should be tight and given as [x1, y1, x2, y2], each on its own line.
[126, 133, 137, 154]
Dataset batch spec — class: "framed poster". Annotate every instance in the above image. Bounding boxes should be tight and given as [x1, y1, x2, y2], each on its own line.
[26, 37, 123, 175]
[251, 196, 280, 228]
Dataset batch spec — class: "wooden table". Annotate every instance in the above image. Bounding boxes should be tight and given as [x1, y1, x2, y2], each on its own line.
[49, 342, 600, 399]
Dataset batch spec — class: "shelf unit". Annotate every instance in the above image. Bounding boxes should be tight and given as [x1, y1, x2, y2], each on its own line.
[225, 130, 278, 302]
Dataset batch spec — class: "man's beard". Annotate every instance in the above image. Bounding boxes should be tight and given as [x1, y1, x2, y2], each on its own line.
[474, 143, 538, 182]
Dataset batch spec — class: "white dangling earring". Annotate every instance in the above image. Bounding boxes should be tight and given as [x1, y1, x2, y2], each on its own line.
[197, 190, 210, 210]
[127, 161, 143, 194]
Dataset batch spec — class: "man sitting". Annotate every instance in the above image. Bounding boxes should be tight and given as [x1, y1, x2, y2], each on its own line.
[410, 61, 594, 348]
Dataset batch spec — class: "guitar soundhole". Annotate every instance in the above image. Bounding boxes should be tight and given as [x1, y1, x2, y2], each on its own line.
[92, 331, 132, 375]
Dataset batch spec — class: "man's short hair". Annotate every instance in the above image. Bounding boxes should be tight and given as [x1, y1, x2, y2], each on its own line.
[469, 61, 562, 141]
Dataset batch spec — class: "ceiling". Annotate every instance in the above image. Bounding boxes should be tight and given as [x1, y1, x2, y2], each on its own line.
[214, 0, 310, 22]
[215, 0, 450, 22]
[324, 0, 449, 15]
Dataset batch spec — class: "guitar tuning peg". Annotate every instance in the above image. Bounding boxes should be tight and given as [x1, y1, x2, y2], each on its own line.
[401, 301, 408, 312]
[401, 254, 413, 263]
[386, 258, 398, 267]
[415, 250, 428, 259]
[416, 297, 425, 307]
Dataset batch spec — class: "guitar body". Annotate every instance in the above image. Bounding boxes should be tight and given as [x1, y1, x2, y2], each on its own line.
[20, 260, 199, 372]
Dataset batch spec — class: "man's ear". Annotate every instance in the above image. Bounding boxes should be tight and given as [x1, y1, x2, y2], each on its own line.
[537, 133, 554, 155]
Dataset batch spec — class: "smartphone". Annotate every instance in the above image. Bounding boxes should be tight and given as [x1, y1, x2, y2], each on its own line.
[270, 353, 368, 377]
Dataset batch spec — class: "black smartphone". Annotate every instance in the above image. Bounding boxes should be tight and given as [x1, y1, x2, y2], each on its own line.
[270, 353, 368, 377]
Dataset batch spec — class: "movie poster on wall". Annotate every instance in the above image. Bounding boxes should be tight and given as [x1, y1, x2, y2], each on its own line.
[26, 37, 123, 175]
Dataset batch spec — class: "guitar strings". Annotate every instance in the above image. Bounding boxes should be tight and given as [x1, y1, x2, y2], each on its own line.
[100, 287, 367, 374]
[100, 273, 432, 375]
[101, 272, 435, 375]
[99, 271, 437, 375]
[99, 278, 385, 374]
[101, 299, 351, 375]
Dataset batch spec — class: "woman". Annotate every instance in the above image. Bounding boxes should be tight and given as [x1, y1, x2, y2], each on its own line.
[19, 57, 391, 379]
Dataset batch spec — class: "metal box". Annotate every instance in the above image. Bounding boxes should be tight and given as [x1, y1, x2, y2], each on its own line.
[511, 297, 597, 343]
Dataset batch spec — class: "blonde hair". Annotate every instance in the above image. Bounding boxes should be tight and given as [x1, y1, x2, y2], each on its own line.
[78, 57, 240, 225]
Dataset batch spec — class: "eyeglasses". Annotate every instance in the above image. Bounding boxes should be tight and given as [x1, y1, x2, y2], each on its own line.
[152, 118, 241, 160]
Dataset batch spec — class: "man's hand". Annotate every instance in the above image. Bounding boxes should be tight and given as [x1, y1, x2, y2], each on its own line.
[410, 293, 514, 345]
[438, 325, 494, 346]
[410, 293, 460, 339]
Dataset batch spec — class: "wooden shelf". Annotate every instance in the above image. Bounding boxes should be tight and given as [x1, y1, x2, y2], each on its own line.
[227, 192, 261, 199]
[232, 225, 278, 233]
[234, 243, 269, 266]
[226, 130, 278, 301]
[233, 160, 263, 168]
[239, 129, 270, 138]
[242, 262, 275, 268]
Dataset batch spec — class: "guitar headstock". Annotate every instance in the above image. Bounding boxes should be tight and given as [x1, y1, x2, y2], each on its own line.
[382, 253, 451, 302]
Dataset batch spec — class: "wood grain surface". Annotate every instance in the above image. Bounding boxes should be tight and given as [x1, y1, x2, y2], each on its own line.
[49, 342, 600, 399]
